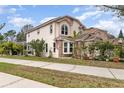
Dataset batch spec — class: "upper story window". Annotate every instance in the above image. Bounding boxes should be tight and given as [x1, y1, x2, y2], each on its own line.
[61, 24, 68, 35]
[37, 30, 40, 35]
[50, 25, 53, 34]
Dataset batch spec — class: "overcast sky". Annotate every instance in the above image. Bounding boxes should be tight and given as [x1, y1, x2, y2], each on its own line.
[0, 5, 124, 37]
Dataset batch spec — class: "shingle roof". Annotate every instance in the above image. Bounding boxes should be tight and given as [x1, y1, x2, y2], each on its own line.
[110, 38, 124, 45]
[76, 27, 115, 42]
[26, 15, 86, 33]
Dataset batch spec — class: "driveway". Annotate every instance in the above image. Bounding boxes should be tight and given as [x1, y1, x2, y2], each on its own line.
[0, 58, 124, 80]
[0, 72, 56, 88]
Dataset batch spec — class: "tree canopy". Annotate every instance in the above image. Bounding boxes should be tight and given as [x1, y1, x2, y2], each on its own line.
[29, 39, 45, 57]
[4, 30, 16, 41]
[99, 5, 124, 17]
[118, 29, 124, 39]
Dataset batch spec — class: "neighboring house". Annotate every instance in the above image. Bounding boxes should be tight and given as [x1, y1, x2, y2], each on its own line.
[26, 16, 85, 58]
[74, 27, 115, 58]
[110, 38, 124, 45]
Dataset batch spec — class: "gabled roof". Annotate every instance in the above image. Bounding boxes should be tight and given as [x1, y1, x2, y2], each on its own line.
[27, 15, 86, 33]
[110, 38, 124, 45]
[76, 27, 115, 42]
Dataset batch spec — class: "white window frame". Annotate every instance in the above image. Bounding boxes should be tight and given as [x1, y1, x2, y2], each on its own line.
[63, 41, 73, 54]
[61, 24, 68, 36]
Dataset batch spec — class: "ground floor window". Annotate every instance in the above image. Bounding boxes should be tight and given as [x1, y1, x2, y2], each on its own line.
[69, 42, 73, 52]
[64, 42, 68, 53]
[45, 43, 48, 52]
[53, 42, 56, 52]
[63, 41, 73, 54]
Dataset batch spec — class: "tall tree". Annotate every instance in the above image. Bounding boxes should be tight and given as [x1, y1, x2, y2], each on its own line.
[0, 23, 5, 30]
[16, 31, 26, 42]
[4, 30, 16, 41]
[16, 24, 33, 42]
[99, 5, 124, 17]
[21, 24, 33, 33]
[118, 29, 124, 39]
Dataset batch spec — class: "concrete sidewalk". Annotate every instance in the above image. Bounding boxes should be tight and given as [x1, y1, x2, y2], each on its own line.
[0, 58, 124, 80]
[0, 72, 56, 88]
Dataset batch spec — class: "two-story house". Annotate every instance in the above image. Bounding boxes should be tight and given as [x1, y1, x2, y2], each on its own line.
[26, 16, 85, 58]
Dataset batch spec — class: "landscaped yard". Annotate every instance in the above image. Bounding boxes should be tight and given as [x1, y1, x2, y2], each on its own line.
[1, 56, 124, 69]
[0, 62, 124, 88]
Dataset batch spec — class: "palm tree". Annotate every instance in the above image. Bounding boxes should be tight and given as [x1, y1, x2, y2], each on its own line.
[72, 30, 81, 58]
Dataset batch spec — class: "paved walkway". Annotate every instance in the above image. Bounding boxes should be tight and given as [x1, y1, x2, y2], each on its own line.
[1, 58, 124, 80]
[0, 72, 56, 88]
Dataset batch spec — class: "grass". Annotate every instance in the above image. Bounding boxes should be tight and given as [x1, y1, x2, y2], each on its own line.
[0, 62, 124, 88]
[1, 55, 124, 69]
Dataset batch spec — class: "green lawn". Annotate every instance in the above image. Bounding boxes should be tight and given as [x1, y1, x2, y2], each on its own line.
[1, 55, 124, 69]
[0, 62, 124, 88]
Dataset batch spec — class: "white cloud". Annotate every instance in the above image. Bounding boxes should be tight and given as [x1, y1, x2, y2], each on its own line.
[9, 8, 16, 14]
[76, 10, 103, 21]
[8, 16, 34, 27]
[40, 17, 56, 24]
[18, 5, 25, 10]
[85, 6, 95, 11]
[72, 7, 80, 14]
[92, 17, 124, 37]
[0, 6, 17, 14]
[0, 6, 7, 14]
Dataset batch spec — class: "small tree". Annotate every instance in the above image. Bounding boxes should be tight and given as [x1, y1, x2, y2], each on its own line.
[95, 41, 114, 59]
[29, 39, 45, 57]
[0, 45, 4, 55]
[72, 31, 81, 58]
[12, 43, 23, 55]
[3, 41, 13, 55]
[118, 29, 124, 39]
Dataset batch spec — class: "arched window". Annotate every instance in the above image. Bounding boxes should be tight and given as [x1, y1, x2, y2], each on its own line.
[61, 24, 68, 35]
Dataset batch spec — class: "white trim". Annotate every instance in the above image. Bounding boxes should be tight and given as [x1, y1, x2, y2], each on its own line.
[63, 41, 73, 54]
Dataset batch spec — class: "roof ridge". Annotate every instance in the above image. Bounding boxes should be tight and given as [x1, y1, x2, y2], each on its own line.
[27, 15, 85, 33]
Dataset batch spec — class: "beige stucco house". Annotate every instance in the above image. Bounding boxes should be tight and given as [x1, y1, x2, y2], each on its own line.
[26, 16, 85, 58]
[74, 27, 115, 59]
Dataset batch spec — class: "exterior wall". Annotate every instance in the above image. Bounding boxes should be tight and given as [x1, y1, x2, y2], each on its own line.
[26, 18, 82, 58]
[26, 22, 59, 58]
[70, 20, 81, 36]
[55, 20, 81, 37]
